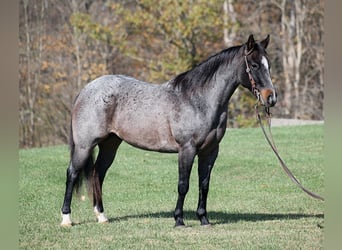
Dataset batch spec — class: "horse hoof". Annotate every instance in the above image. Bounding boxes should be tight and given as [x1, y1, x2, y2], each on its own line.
[98, 217, 109, 224]
[175, 218, 186, 227]
[94, 207, 109, 223]
[96, 214, 109, 224]
[200, 217, 210, 226]
[61, 213, 72, 227]
[60, 222, 73, 227]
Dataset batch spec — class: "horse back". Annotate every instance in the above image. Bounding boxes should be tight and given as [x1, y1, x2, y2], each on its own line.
[72, 75, 180, 152]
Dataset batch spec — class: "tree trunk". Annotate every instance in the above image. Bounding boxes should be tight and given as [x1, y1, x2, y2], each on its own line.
[223, 0, 237, 46]
[23, 0, 35, 147]
[278, 0, 304, 118]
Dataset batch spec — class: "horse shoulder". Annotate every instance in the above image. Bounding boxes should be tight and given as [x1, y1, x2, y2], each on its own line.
[198, 111, 228, 152]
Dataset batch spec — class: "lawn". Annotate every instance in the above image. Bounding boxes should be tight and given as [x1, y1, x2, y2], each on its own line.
[19, 125, 324, 249]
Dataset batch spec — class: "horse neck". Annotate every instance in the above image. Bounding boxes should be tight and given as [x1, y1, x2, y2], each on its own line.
[204, 56, 242, 110]
[165, 46, 244, 112]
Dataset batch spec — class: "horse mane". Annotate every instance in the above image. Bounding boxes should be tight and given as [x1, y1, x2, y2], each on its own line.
[168, 45, 243, 94]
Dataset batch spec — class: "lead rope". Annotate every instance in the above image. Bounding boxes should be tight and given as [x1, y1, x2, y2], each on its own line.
[255, 104, 324, 201]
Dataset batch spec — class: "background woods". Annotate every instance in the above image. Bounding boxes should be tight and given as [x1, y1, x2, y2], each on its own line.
[19, 0, 324, 148]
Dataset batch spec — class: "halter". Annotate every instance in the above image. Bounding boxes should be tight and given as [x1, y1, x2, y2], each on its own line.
[244, 49, 261, 102]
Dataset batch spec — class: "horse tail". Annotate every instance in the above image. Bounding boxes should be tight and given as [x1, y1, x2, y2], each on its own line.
[76, 153, 95, 201]
[68, 92, 101, 204]
[69, 119, 75, 160]
[69, 111, 95, 201]
[76, 150, 101, 205]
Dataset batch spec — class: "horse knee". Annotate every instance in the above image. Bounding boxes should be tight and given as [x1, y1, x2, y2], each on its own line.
[178, 181, 189, 196]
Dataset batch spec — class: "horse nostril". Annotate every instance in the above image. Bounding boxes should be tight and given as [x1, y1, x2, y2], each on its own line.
[260, 89, 277, 107]
[267, 93, 277, 107]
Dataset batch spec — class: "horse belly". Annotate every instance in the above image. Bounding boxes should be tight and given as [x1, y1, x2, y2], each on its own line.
[112, 114, 179, 153]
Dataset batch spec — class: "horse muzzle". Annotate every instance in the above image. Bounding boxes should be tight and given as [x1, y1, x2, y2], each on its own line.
[260, 88, 277, 107]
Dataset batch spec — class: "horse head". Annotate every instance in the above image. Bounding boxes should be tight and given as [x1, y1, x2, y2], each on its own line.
[241, 34, 277, 107]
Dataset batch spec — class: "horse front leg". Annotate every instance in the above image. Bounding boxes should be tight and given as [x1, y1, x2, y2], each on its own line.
[196, 146, 219, 225]
[174, 141, 197, 227]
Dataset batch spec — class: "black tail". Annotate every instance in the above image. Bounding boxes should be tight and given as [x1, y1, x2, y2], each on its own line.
[74, 153, 95, 199]
[69, 120, 95, 200]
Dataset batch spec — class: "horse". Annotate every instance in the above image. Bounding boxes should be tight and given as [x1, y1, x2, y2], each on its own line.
[61, 34, 277, 227]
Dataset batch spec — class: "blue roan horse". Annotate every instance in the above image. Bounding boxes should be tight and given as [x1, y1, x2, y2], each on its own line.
[61, 34, 277, 227]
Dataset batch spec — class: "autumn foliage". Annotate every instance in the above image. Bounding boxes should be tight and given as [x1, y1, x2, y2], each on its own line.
[19, 0, 324, 148]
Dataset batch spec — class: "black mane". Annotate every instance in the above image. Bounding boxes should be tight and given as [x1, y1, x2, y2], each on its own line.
[169, 45, 243, 94]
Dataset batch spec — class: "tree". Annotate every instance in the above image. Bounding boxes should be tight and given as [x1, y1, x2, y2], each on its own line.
[19, 0, 48, 147]
[270, 0, 324, 119]
[19, 0, 324, 148]
[227, 0, 324, 120]
[103, 0, 226, 82]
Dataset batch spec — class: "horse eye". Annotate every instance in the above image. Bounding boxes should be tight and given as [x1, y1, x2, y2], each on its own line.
[251, 63, 259, 70]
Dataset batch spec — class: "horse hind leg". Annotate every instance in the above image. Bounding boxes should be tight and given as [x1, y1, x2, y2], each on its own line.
[92, 134, 122, 223]
[61, 146, 93, 226]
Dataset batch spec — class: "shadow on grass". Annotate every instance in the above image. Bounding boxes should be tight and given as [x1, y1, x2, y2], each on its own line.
[108, 210, 324, 225]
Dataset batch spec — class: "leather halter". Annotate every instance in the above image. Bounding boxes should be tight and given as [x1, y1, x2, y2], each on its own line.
[244, 49, 269, 114]
[244, 49, 261, 101]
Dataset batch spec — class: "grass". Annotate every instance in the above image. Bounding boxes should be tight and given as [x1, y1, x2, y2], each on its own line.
[19, 125, 324, 249]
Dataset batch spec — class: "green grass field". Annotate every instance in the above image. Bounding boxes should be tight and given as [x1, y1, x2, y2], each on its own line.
[19, 125, 324, 249]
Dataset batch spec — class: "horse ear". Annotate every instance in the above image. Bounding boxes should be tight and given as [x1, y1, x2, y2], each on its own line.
[246, 34, 255, 53]
[260, 34, 270, 49]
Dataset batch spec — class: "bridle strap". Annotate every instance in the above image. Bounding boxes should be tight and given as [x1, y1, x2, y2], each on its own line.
[244, 50, 261, 100]
[255, 104, 324, 201]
